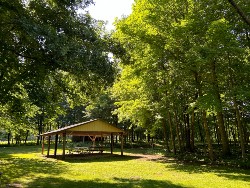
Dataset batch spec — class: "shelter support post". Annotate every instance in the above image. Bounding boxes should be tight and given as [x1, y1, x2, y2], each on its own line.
[111, 133, 114, 154]
[42, 136, 45, 155]
[62, 132, 66, 159]
[101, 134, 103, 147]
[47, 136, 51, 157]
[121, 133, 124, 156]
[54, 134, 58, 157]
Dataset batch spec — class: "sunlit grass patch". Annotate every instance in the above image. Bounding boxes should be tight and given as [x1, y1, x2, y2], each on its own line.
[0, 145, 249, 188]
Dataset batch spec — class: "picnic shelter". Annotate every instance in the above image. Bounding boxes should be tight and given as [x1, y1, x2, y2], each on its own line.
[41, 119, 125, 159]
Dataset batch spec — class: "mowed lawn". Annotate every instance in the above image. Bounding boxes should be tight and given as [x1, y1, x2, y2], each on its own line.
[0, 145, 249, 188]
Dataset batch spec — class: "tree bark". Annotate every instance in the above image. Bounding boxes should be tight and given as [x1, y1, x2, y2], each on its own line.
[197, 115, 204, 143]
[184, 112, 191, 152]
[211, 60, 230, 156]
[194, 70, 214, 160]
[8, 133, 11, 145]
[190, 110, 195, 151]
[242, 120, 249, 144]
[36, 117, 43, 145]
[233, 97, 246, 159]
[147, 133, 151, 143]
[167, 111, 176, 155]
[202, 111, 215, 161]
[213, 115, 221, 146]
[162, 119, 170, 152]
[174, 110, 183, 152]
[25, 130, 29, 144]
[131, 126, 135, 142]
[228, 0, 250, 27]
[216, 111, 230, 156]
[193, 71, 204, 144]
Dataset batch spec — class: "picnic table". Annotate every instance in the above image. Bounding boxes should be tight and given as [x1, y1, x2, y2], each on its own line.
[74, 146, 89, 154]
[68, 146, 105, 154]
[88, 146, 105, 153]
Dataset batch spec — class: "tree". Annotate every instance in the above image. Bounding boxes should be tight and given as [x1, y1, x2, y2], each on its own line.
[112, 0, 250, 159]
[0, 0, 114, 102]
[0, 0, 116, 139]
[0, 83, 39, 144]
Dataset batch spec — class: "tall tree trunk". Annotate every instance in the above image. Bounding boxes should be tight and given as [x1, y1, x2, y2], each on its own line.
[197, 114, 204, 143]
[131, 126, 135, 142]
[8, 132, 11, 145]
[211, 60, 230, 156]
[184, 112, 191, 152]
[36, 116, 43, 145]
[216, 111, 230, 156]
[228, 54, 246, 158]
[242, 119, 249, 144]
[162, 119, 170, 152]
[136, 132, 139, 141]
[174, 110, 183, 152]
[36, 120, 41, 145]
[213, 115, 221, 146]
[202, 111, 215, 161]
[193, 71, 204, 144]
[190, 109, 195, 151]
[147, 134, 151, 143]
[226, 116, 231, 145]
[168, 111, 176, 155]
[233, 118, 238, 147]
[25, 130, 29, 144]
[228, 0, 250, 26]
[194, 70, 215, 160]
[233, 97, 246, 160]
[191, 76, 199, 152]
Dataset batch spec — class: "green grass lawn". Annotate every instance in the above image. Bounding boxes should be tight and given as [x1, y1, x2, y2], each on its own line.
[0, 145, 249, 188]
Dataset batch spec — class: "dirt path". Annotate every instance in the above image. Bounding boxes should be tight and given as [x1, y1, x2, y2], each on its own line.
[127, 153, 166, 161]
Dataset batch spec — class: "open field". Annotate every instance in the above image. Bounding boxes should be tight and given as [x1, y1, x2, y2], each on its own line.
[0, 145, 249, 188]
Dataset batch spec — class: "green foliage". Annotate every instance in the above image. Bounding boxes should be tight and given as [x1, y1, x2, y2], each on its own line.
[85, 91, 118, 124]
[112, 0, 250, 158]
[0, 0, 117, 138]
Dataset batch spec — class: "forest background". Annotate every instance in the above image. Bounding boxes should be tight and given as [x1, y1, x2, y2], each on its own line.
[0, 0, 249, 163]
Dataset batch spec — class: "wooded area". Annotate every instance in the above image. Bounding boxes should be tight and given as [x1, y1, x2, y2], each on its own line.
[111, 0, 250, 161]
[0, 0, 249, 163]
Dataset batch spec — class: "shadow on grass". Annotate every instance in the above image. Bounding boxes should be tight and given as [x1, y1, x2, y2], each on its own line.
[0, 157, 65, 185]
[123, 148, 165, 155]
[161, 158, 250, 182]
[53, 149, 250, 184]
[26, 177, 191, 188]
[0, 145, 41, 155]
[52, 153, 142, 163]
[1, 145, 249, 187]
[216, 173, 250, 182]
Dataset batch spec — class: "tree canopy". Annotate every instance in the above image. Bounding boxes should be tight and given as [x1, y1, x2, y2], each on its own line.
[112, 0, 250, 159]
[0, 0, 115, 142]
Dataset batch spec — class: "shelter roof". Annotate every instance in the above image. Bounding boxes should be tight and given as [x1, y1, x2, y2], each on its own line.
[42, 119, 124, 137]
